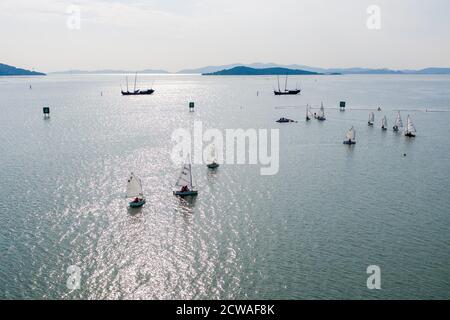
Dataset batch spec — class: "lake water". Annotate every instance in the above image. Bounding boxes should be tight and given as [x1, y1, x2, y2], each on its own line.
[0, 74, 449, 299]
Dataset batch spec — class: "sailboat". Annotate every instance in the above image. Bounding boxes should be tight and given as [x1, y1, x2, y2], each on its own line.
[381, 116, 388, 130]
[207, 145, 220, 169]
[126, 173, 146, 208]
[121, 73, 155, 96]
[306, 105, 313, 121]
[173, 155, 198, 197]
[316, 103, 326, 121]
[393, 112, 403, 132]
[274, 74, 301, 95]
[404, 115, 417, 137]
[343, 127, 356, 145]
[368, 112, 375, 126]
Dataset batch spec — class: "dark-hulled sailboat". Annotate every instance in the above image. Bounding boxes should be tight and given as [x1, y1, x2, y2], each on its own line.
[121, 73, 155, 96]
[274, 74, 301, 95]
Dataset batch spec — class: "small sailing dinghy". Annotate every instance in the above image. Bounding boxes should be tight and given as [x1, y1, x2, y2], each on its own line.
[306, 105, 313, 121]
[173, 155, 198, 197]
[126, 173, 146, 208]
[368, 112, 375, 126]
[404, 115, 417, 137]
[381, 116, 388, 130]
[393, 112, 403, 132]
[316, 103, 326, 121]
[207, 145, 220, 169]
[343, 127, 356, 145]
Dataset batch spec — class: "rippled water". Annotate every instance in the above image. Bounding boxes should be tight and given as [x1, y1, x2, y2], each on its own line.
[0, 74, 449, 299]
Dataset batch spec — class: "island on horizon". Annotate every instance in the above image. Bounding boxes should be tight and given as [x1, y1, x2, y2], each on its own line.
[202, 66, 333, 76]
[0, 63, 45, 76]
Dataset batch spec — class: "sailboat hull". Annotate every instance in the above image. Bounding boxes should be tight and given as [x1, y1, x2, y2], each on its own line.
[129, 199, 146, 208]
[343, 141, 356, 145]
[122, 89, 155, 96]
[274, 90, 301, 96]
[173, 190, 198, 197]
[207, 163, 219, 169]
[405, 133, 416, 138]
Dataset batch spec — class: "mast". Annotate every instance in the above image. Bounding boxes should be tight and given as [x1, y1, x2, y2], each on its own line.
[188, 155, 193, 188]
[134, 72, 138, 92]
[284, 73, 288, 92]
[277, 76, 281, 92]
[126, 76, 129, 92]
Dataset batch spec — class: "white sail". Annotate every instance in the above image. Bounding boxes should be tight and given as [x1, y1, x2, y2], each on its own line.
[395, 112, 403, 128]
[207, 145, 217, 165]
[346, 127, 356, 141]
[175, 155, 193, 189]
[318, 103, 325, 118]
[369, 112, 374, 123]
[126, 173, 143, 198]
[382, 116, 387, 127]
[405, 115, 417, 134]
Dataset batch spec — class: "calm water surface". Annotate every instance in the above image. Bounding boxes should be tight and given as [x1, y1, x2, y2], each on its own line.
[0, 74, 449, 299]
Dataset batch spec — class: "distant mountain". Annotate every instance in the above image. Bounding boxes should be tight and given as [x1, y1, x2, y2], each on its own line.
[414, 68, 450, 74]
[50, 69, 169, 75]
[203, 66, 322, 76]
[179, 62, 450, 75]
[0, 63, 45, 76]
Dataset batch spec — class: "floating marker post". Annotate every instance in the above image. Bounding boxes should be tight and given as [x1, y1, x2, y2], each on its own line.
[43, 107, 50, 119]
[189, 102, 195, 112]
[340, 101, 346, 111]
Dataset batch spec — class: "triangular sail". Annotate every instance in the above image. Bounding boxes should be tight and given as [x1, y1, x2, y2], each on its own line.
[405, 116, 417, 134]
[207, 145, 217, 164]
[318, 103, 325, 118]
[369, 112, 374, 123]
[382, 116, 387, 127]
[346, 127, 356, 141]
[395, 112, 403, 128]
[126, 173, 143, 198]
[175, 155, 193, 189]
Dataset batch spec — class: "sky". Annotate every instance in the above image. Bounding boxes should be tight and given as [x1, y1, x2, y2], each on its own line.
[1, 0, 449, 72]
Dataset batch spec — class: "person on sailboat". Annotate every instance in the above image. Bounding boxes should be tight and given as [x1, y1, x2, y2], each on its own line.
[181, 185, 189, 192]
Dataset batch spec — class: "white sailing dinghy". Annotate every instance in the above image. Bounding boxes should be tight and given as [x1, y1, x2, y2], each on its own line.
[393, 112, 403, 132]
[381, 116, 388, 130]
[206, 145, 220, 169]
[316, 103, 326, 121]
[368, 112, 375, 126]
[404, 115, 417, 137]
[173, 155, 198, 197]
[343, 127, 356, 145]
[126, 173, 146, 208]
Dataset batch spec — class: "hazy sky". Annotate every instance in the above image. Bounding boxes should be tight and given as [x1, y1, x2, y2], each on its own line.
[1, 0, 449, 72]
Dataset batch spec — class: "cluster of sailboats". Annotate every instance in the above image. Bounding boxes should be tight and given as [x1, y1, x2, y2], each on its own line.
[343, 111, 416, 145]
[126, 146, 219, 208]
[305, 103, 326, 121]
[367, 111, 416, 137]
